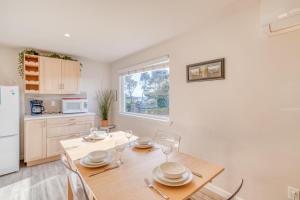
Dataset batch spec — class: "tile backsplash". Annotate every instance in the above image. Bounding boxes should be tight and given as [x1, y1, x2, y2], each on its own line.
[25, 92, 87, 114]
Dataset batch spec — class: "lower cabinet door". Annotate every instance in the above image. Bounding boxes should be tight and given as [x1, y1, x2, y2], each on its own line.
[24, 119, 46, 162]
[47, 134, 80, 157]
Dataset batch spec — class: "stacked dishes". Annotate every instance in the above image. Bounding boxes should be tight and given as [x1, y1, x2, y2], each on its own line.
[152, 162, 193, 186]
[83, 131, 107, 141]
[80, 150, 112, 168]
[134, 137, 154, 149]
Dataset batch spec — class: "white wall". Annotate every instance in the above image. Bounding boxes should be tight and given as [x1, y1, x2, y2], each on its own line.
[111, 1, 300, 199]
[80, 57, 111, 123]
[0, 44, 111, 158]
[0, 45, 25, 159]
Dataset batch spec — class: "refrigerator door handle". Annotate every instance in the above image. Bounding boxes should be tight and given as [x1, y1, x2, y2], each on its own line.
[0, 133, 17, 138]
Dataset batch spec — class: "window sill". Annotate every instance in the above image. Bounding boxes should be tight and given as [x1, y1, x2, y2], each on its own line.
[119, 112, 170, 122]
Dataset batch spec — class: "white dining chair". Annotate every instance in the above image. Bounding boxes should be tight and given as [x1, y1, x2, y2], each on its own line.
[155, 129, 181, 152]
[61, 154, 90, 200]
[188, 179, 244, 200]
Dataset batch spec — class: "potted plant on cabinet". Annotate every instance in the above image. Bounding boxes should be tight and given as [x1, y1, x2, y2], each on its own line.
[97, 89, 114, 127]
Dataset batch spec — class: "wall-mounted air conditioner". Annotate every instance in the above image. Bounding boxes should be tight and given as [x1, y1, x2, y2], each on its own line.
[261, 0, 300, 36]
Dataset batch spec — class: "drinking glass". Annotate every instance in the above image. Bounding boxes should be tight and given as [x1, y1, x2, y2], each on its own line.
[160, 140, 173, 162]
[115, 139, 126, 164]
[125, 130, 133, 147]
[89, 127, 98, 136]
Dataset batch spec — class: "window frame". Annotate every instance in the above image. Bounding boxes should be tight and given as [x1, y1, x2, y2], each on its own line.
[118, 59, 170, 122]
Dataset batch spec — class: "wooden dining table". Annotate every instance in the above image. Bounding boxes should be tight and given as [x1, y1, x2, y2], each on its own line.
[60, 131, 224, 200]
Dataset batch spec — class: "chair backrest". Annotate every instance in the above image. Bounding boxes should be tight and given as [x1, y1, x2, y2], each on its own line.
[61, 155, 90, 200]
[227, 179, 244, 200]
[155, 130, 181, 152]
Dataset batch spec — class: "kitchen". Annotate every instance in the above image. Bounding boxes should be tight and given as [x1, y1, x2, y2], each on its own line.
[1, 52, 109, 170]
[0, 47, 111, 172]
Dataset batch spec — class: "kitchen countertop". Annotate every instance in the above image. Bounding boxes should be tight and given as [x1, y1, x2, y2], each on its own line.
[24, 112, 96, 121]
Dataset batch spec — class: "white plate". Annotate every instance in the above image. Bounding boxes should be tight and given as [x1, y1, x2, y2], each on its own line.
[152, 166, 193, 187]
[83, 156, 110, 165]
[80, 160, 110, 168]
[83, 135, 105, 141]
[134, 144, 153, 149]
[88, 134, 106, 140]
[80, 157, 112, 168]
[134, 141, 154, 149]
[156, 168, 189, 183]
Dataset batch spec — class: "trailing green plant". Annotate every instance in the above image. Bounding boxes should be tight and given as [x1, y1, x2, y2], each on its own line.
[46, 53, 83, 69]
[48, 53, 61, 59]
[61, 55, 75, 60]
[18, 49, 83, 79]
[18, 49, 39, 78]
[97, 89, 114, 120]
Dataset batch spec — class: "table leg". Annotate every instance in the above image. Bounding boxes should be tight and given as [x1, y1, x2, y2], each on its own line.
[67, 177, 74, 200]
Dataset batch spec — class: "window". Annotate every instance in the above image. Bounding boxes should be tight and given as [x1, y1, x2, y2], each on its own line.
[119, 57, 169, 120]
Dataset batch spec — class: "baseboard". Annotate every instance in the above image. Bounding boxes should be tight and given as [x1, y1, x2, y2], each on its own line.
[25, 155, 60, 167]
[205, 183, 244, 200]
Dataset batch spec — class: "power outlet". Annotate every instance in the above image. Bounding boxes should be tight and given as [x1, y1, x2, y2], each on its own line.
[51, 100, 56, 107]
[288, 186, 299, 200]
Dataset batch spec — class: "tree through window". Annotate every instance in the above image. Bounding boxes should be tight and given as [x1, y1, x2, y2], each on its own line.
[120, 62, 169, 119]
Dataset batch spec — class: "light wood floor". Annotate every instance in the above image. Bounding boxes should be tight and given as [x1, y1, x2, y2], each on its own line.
[0, 161, 225, 200]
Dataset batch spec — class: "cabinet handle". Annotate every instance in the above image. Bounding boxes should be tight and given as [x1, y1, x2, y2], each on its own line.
[64, 122, 76, 126]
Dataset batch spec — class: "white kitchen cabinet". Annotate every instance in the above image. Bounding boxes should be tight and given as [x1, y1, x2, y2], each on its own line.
[47, 116, 94, 137]
[39, 56, 80, 94]
[47, 134, 80, 157]
[24, 114, 95, 166]
[24, 119, 46, 163]
[61, 60, 80, 94]
[39, 56, 62, 94]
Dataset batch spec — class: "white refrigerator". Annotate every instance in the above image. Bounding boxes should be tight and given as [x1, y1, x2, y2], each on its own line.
[0, 86, 19, 176]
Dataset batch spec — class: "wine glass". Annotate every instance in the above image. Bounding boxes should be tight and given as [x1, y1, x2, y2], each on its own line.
[125, 130, 133, 147]
[89, 127, 98, 135]
[160, 140, 173, 163]
[89, 127, 98, 139]
[115, 139, 126, 164]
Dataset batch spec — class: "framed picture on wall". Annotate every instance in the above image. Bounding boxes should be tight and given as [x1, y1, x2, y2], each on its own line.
[186, 58, 225, 82]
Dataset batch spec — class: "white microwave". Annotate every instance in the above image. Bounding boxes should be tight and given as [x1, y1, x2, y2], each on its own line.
[62, 98, 88, 114]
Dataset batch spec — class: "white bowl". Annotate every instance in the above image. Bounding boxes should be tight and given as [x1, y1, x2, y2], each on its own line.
[87, 131, 107, 140]
[159, 162, 186, 179]
[137, 137, 152, 145]
[87, 150, 108, 163]
[92, 131, 107, 137]
[152, 166, 193, 187]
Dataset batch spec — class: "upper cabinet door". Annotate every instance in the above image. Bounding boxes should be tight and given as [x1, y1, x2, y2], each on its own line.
[61, 60, 80, 94]
[39, 57, 62, 94]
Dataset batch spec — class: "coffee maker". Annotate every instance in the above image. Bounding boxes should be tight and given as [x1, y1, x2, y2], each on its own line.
[30, 100, 45, 115]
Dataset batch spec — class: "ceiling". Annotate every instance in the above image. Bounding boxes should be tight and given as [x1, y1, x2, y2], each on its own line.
[0, 0, 236, 63]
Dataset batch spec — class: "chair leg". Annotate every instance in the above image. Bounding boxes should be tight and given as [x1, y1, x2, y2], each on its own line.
[227, 179, 244, 200]
[67, 177, 74, 200]
[62, 155, 90, 200]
